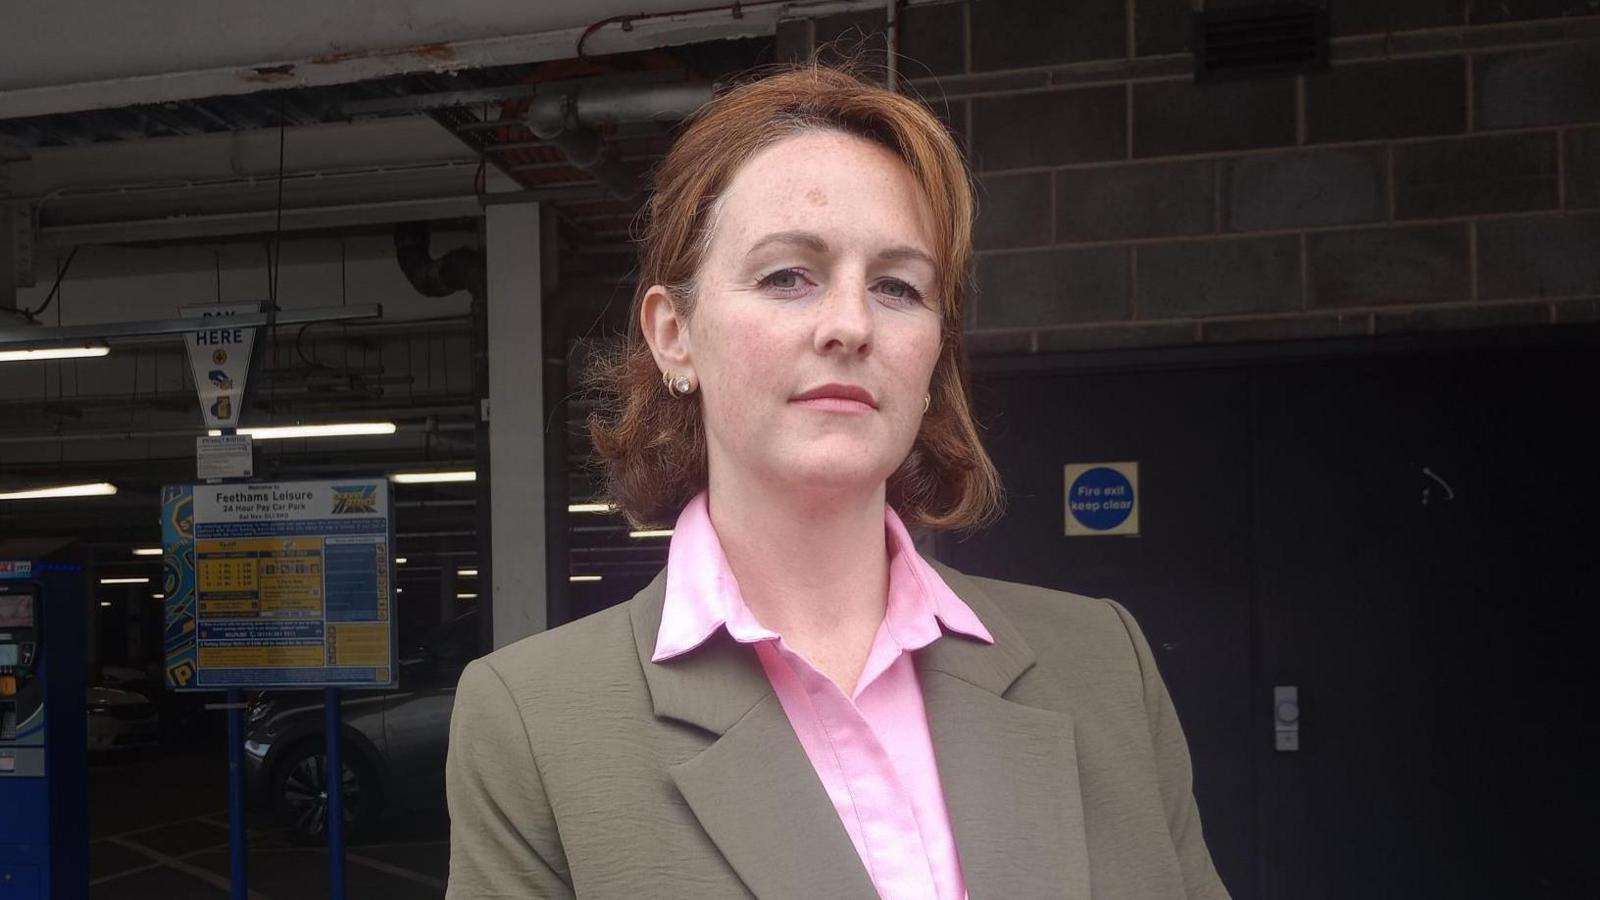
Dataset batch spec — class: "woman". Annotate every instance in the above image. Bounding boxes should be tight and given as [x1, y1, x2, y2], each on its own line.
[446, 62, 1229, 900]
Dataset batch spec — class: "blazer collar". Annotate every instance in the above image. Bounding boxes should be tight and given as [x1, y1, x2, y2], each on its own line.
[628, 559, 1089, 900]
[629, 557, 1037, 734]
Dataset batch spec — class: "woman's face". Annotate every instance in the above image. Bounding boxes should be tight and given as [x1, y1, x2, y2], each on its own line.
[644, 129, 944, 501]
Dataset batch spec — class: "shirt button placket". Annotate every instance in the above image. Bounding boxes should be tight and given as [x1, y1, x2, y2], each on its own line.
[816, 682, 938, 899]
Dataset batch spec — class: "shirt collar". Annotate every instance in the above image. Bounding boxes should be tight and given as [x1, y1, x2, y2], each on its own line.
[651, 491, 994, 663]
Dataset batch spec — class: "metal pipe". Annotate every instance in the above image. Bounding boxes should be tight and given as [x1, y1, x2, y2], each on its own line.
[529, 83, 716, 128]
[525, 82, 715, 202]
[0, 304, 381, 347]
[36, 197, 487, 247]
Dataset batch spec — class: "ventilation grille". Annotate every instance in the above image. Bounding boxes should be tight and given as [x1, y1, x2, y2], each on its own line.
[1193, 3, 1330, 83]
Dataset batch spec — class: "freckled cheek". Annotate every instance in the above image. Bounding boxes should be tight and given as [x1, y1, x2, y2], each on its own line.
[700, 314, 792, 418]
[889, 325, 943, 396]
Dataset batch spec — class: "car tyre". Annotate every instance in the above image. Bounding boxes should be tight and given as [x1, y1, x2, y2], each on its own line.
[271, 739, 381, 845]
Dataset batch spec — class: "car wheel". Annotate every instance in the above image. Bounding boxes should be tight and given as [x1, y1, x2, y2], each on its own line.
[271, 739, 381, 845]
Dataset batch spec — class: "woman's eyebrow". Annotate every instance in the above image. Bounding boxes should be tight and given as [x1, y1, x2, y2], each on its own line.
[744, 230, 935, 269]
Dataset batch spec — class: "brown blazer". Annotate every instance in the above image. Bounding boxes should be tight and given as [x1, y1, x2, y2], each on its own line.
[445, 560, 1231, 899]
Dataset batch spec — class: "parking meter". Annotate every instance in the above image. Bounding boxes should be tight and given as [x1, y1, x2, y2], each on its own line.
[0, 562, 87, 900]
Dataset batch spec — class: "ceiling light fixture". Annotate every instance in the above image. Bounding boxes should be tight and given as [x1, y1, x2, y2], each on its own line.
[0, 482, 118, 501]
[100, 577, 150, 585]
[132, 547, 162, 556]
[568, 502, 613, 514]
[208, 422, 396, 440]
[629, 529, 674, 539]
[457, 568, 478, 577]
[391, 470, 476, 484]
[569, 575, 603, 583]
[0, 343, 110, 363]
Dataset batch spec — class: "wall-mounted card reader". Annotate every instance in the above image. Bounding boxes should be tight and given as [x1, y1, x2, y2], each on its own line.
[1274, 685, 1300, 752]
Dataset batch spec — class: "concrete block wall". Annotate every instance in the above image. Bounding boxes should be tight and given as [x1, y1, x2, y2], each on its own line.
[780, 1, 1600, 353]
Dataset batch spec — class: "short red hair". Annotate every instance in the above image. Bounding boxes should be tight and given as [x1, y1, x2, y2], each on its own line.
[586, 59, 1003, 530]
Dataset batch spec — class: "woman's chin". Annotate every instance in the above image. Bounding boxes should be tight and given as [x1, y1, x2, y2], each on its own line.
[770, 455, 896, 495]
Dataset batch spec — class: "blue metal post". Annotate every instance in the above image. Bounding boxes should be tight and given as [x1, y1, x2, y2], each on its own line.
[220, 420, 250, 900]
[324, 686, 347, 900]
[227, 687, 247, 900]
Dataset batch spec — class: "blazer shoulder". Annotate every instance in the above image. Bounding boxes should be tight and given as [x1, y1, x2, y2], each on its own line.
[944, 566, 1143, 683]
[958, 569, 1124, 635]
[472, 599, 641, 706]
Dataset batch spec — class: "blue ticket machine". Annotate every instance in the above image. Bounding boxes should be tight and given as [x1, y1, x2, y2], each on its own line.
[0, 561, 87, 900]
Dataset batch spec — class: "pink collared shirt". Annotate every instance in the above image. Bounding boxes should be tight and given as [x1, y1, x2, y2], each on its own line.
[652, 492, 994, 900]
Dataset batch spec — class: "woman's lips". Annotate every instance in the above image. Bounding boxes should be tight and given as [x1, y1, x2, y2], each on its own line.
[791, 396, 875, 413]
[791, 382, 877, 409]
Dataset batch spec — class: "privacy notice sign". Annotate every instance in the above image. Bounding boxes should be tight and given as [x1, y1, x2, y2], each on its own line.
[1064, 461, 1140, 537]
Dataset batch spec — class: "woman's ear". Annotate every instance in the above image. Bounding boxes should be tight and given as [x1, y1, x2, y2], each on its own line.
[641, 285, 694, 376]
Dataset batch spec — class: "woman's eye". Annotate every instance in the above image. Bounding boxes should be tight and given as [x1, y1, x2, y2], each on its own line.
[878, 279, 926, 305]
[757, 269, 927, 305]
[757, 268, 807, 293]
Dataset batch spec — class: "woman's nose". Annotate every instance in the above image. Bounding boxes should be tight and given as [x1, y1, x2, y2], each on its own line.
[813, 280, 874, 355]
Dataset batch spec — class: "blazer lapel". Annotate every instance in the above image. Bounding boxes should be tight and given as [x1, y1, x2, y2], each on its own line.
[919, 562, 1093, 900]
[629, 573, 878, 900]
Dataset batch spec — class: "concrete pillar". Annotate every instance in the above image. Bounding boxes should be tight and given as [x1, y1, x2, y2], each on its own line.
[484, 202, 545, 648]
[0, 198, 25, 315]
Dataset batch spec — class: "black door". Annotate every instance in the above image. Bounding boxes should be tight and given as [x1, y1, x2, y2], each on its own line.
[1253, 347, 1599, 900]
[940, 366, 1259, 896]
[942, 336, 1600, 899]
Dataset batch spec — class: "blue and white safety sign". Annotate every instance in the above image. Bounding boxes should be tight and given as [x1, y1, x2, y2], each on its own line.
[1064, 462, 1140, 537]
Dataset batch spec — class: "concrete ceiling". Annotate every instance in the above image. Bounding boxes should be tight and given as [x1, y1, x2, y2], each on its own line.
[0, 0, 874, 120]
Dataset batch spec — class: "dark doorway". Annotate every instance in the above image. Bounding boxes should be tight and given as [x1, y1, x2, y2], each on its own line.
[939, 332, 1600, 899]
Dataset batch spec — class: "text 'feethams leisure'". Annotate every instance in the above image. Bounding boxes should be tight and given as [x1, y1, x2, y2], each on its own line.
[213, 489, 314, 504]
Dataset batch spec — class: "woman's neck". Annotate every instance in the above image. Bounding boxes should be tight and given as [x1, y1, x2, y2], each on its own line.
[706, 468, 889, 696]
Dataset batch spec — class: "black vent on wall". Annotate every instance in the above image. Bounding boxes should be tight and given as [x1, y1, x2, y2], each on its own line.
[1193, 2, 1330, 83]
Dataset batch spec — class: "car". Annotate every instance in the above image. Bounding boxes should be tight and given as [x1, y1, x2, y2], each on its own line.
[242, 609, 477, 843]
[87, 685, 160, 755]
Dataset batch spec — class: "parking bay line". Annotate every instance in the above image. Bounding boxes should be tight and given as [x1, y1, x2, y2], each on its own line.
[242, 844, 448, 890]
[333, 848, 448, 890]
[98, 809, 231, 842]
[106, 835, 276, 900]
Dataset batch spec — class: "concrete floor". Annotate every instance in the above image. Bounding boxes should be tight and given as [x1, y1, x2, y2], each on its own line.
[88, 737, 449, 900]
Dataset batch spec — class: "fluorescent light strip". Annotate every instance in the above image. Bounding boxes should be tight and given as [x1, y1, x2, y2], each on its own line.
[457, 568, 478, 577]
[152, 593, 166, 600]
[99, 601, 112, 607]
[0, 482, 118, 501]
[569, 575, 603, 583]
[457, 593, 478, 599]
[132, 547, 162, 556]
[392, 470, 476, 484]
[568, 503, 614, 514]
[629, 529, 674, 539]
[394, 557, 408, 565]
[207, 422, 396, 440]
[100, 577, 150, 585]
[0, 344, 110, 363]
